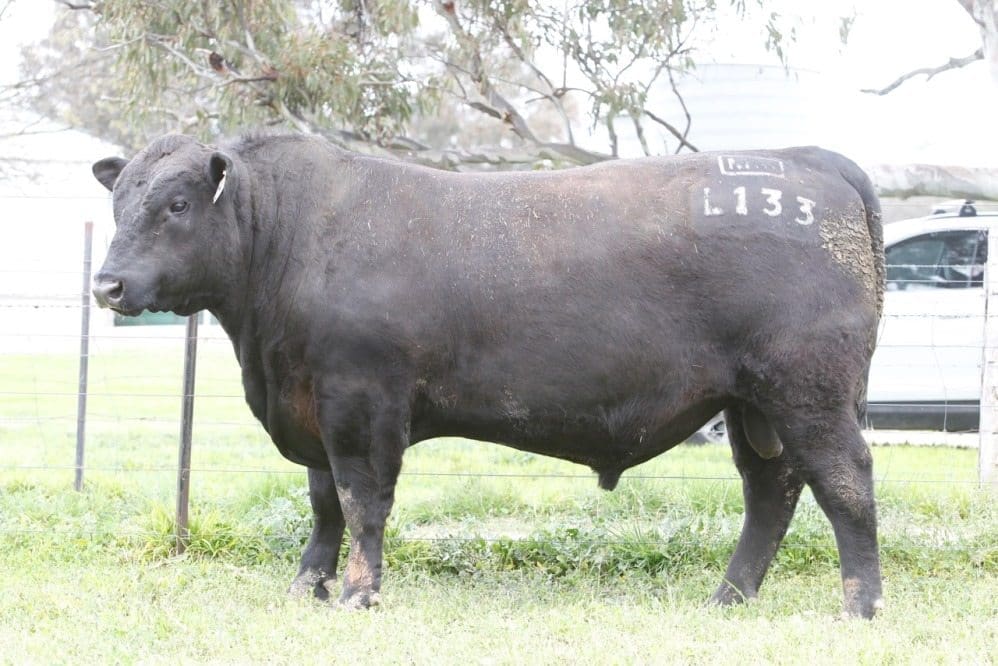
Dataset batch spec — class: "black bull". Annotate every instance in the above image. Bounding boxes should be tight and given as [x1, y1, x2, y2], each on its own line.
[91, 133, 885, 617]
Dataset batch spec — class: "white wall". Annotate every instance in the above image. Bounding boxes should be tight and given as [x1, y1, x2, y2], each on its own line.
[0, 113, 121, 353]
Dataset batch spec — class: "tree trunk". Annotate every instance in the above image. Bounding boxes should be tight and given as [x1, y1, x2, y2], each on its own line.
[957, 0, 998, 85]
[866, 163, 998, 201]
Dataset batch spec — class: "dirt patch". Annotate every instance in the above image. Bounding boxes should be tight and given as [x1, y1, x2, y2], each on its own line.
[819, 204, 883, 315]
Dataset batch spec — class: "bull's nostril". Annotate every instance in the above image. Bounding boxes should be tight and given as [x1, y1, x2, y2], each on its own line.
[93, 278, 125, 308]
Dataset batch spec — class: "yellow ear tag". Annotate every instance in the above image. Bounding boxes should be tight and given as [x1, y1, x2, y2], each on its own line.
[212, 169, 227, 204]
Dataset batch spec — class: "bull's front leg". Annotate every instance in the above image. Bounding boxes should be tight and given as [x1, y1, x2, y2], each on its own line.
[288, 467, 345, 600]
[316, 383, 407, 609]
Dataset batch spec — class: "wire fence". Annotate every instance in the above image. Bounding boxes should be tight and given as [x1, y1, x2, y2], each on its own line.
[1, 299, 988, 443]
[1, 216, 995, 562]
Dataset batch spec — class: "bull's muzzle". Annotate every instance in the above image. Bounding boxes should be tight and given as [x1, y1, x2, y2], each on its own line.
[92, 276, 125, 310]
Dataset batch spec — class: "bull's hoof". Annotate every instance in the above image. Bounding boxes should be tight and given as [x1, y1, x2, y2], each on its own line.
[288, 568, 336, 601]
[841, 596, 885, 620]
[709, 580, 754, 607]
[338, 588, 381, 611]
[842, 578, 884, 619]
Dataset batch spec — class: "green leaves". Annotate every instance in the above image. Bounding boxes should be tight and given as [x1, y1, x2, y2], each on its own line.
[17, 1, 818, 162]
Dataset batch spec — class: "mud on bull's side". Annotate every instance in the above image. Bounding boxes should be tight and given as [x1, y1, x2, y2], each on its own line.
[92, 132, 885, 618]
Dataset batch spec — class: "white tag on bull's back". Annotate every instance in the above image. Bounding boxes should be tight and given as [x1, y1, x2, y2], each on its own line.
[212, 170, 227, 204]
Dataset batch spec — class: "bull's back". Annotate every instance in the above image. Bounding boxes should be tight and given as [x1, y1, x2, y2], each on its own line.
[341, 147, 879, 348]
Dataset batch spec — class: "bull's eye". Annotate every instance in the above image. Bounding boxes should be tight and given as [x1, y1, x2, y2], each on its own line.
[169, 200, 189, 214]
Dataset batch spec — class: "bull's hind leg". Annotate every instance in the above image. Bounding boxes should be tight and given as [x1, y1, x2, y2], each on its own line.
[781, 412, 883, 618]
[289, 467, 346, 600]
[711, 405, 804, 606]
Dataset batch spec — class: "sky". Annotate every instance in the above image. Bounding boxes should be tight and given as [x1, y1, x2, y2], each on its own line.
[706, 0, 982, 82]
[693, 0, 997, 166]
[0, 0, 994, 167]
[601, 0, 995, 167]
[0, 1, 53, 82]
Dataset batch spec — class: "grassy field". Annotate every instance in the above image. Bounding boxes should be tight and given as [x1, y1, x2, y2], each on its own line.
[1, 347, 996, 664]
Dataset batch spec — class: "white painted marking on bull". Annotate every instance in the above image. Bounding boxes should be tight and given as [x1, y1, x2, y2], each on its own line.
[702, 187, 723, 216]
[733, 186, 748, 215]
[761, 188, 782, 216]
[212, 169, 227, 204]
[795, 196, 816, 225]
[718, 156, 785, 178]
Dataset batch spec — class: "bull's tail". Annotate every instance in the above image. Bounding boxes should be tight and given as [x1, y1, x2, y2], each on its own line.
[832, 154, 885, 425]
[834, 155, 886, 318]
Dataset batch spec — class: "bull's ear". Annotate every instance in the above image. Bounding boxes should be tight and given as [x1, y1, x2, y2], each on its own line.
[92, 157, 129, 192]
[208, 152, 233, 204]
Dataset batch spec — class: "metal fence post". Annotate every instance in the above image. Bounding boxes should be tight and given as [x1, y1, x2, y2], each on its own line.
[980, 230, 998, 485]
[176, 314, 199, 554]
[75, 221, 93, 492]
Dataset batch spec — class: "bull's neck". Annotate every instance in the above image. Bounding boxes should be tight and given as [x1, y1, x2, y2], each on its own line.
[209, 157, 311, 360]
[205, 159, 263, 357]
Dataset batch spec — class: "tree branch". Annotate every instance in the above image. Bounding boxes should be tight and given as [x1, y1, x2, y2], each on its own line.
[432, 0, 608, 165]
[0, 126, 73, 140]
[606, 112, 619, 157]
[150, 38, 216, 81]
[665, 65, 695, 154]
[866, 163, 998, 200]
[956, 0, 983, 26]
[631, 116, 650, 156]
[861, 48, 984, 95]
[490, 12, 575, 144]
[644, 109, 699, 153]
[433, 1, 540, 143]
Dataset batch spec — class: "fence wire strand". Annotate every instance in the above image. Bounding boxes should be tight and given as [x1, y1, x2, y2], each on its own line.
[1, 462, 990, 485]
[0, 527, 985, 554]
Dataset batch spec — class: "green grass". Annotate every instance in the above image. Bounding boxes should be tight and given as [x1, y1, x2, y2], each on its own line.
[0, 557, 994, 664]
[1, 348, 997, 663]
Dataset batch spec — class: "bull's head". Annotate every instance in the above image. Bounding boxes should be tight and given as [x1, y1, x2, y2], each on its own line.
[91, 134, 241, 317]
